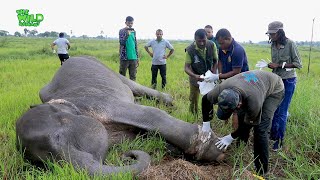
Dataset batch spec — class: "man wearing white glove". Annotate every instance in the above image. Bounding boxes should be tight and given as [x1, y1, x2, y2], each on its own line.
[201, 70, 285, 176]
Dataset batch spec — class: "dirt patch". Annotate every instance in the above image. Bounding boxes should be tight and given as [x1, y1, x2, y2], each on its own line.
[138, 157, 255, 180]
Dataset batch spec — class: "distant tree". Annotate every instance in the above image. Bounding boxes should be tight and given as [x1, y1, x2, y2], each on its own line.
[96, 35, 104, 39]
[24, 28, 29, 36]
[29, 29, 38, 36]
[49, 31, 59, 37]
[37, 31, 51, 37]
[0, 30, 9, 36]
[14, 31, 22, 37]
[81, 35, 89, 39]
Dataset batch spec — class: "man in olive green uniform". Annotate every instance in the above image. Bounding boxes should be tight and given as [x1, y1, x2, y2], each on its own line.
[201, 70, 284, 176]
[184, 29, 218, 115]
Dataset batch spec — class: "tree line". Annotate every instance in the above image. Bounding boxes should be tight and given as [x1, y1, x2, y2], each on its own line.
[0, 28, 109, 39]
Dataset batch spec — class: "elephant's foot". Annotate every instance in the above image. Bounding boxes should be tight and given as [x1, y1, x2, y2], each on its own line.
[185, 126, 225, 162]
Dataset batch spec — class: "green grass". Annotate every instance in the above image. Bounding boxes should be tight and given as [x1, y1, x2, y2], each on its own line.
[0, 37, 319, 179]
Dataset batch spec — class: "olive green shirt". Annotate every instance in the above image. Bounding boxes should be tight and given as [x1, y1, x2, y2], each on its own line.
[271, 39, 302, 79]
[207, 70, 284, 125]
[185, 41, 218, 64]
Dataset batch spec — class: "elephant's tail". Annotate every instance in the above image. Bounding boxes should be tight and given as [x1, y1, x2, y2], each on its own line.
[96, 150, 151, 176]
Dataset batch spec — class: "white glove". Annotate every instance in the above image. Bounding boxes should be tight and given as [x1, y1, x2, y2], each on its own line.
[255, 59, 268, 69]
[201, 121, 211, 132]
[204, 71, 219, 83]
[215, 134, 235, 151]
[53, 49, 56, 54]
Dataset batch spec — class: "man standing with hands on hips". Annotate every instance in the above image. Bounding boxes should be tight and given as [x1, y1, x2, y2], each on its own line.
[145, 29, 174, 89]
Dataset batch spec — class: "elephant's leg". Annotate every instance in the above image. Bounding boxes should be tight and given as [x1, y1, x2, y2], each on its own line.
[117, 74, 173, 106]
[111, 102, 196, 150]
[109, 102, 225, 162]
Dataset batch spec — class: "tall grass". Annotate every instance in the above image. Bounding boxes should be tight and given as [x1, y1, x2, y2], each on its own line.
[0, 37, 319, 179]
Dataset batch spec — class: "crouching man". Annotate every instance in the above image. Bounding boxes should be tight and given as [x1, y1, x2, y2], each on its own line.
[201, 70, 284, 176]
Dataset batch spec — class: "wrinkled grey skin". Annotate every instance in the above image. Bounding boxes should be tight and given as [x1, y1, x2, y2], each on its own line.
[16, 56, 224, 176]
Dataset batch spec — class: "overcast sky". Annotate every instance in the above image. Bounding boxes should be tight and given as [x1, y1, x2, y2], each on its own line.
[2, 0, 320, 43]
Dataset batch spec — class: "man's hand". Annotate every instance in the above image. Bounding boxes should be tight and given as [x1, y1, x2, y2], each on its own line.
[215, 134, 235, 151]
[268, 63, 280, 69]
[52, 49, 56, 54]
[195, 74, 204, 82]
[204, 71, 219, 82]
[201, 122, 211, 132]
[136, 60, 139, 68]
[148, 52, 153, 57]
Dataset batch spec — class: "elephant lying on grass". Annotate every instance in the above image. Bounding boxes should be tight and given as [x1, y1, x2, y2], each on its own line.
[16, 56, 225, 176]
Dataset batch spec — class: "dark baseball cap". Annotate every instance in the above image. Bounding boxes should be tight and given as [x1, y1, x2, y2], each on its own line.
[216, 88, 240, 120]
[266, 21, 283, 34]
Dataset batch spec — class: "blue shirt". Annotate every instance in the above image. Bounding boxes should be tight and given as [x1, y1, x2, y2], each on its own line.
[218, 39, 249, 73]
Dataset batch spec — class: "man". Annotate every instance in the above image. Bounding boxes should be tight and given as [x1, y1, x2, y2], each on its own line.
[201, 70, 284, 176]
[266, 21, 302, 151]
[204, 25, 220, 50]
[184, 29, 218, 115]
[145, 29, 174, 89]
[202, 28, 249, 130]
[119, 16, 139, 81]
[215, 28, 249, 79]
[51, 32, 71, 66]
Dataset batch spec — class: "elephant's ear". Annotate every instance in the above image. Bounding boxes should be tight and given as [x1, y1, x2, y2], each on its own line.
[47, 99, 81, 115]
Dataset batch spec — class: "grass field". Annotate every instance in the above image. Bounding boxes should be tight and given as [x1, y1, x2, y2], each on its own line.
[0, 36, 319, 179]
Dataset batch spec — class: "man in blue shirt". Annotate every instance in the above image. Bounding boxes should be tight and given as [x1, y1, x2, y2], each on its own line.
[201, 28, 249, 135]
[216, 28, 249, 80]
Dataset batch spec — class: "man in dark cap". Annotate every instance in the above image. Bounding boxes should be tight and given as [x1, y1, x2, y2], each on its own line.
[201, 70, 284, 176]
[265, 21, 302, 151]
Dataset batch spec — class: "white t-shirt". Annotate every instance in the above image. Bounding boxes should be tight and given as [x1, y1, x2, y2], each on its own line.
[53, 38, 70, 54]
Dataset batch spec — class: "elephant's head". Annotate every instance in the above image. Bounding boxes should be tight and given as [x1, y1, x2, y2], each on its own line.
[16, 99, 150, 175]
[16, 99, 109, 163]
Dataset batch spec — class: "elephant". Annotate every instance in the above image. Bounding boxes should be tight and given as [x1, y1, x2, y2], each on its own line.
[16, 56, 225, 176]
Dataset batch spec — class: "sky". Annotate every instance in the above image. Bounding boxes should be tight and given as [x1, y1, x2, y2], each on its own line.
[1, 0, 320, 43]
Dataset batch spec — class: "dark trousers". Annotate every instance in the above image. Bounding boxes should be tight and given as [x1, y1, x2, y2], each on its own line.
[119, 60, 137, 81]
[58, 54, 69, 66]
[151, 64, 166, 89]
[234, 90, 284, 175]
